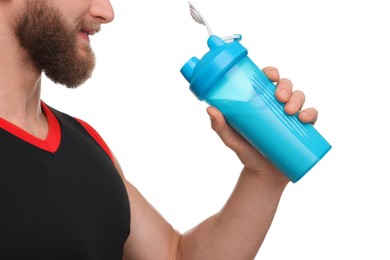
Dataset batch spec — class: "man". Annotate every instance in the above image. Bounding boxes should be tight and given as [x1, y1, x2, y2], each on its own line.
[0, 0, 318, 259]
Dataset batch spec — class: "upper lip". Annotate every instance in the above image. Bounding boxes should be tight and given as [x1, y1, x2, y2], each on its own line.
[81, 27, 97, 36]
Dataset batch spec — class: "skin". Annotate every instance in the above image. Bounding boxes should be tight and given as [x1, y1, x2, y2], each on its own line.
[0, 0, 318, 259]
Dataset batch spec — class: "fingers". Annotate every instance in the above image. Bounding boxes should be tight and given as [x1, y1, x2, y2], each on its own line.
[278, 85, 318, 125]
[284, 90, 305, 115]
[263, 67, 294, 104]
[274, 78, 305, 115]
[274, 78, 293, 103]
[298, 107, 318, 125]
[263, 66, 318, 124]
[262, 66, 280, 82]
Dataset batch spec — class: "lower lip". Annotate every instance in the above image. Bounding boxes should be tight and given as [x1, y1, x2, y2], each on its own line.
[79, 32, 90, 43]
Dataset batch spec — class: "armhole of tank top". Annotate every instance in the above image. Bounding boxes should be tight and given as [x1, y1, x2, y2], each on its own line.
[74, 118, 115, 164]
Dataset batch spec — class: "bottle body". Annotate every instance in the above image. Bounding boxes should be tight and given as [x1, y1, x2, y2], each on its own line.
[204, 57, 331, 182]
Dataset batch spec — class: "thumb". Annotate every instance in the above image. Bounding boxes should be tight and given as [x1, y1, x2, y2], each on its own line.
[206, 106, 243, 152]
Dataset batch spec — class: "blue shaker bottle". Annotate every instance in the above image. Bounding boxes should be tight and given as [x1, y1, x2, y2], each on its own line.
[180, 35, 331, 183]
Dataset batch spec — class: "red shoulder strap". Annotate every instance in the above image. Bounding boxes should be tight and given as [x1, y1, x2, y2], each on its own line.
[75, 118, 115, 163]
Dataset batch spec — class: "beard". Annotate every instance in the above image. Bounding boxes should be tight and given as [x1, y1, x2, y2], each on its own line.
[14, 0, 96, 88]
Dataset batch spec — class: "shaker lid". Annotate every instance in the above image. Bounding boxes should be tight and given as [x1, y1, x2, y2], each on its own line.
[180, 35, 248, 100]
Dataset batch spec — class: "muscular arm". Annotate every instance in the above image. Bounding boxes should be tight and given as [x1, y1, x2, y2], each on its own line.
[177, 167, 287, 259]
[117, 171, 181, 260]
[117, 67, 318, 260]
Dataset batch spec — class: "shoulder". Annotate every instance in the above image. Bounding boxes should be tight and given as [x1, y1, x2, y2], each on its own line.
[73, 117, 115, 163]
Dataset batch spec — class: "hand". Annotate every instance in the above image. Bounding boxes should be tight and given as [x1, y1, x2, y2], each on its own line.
[206, 66, 318, 184]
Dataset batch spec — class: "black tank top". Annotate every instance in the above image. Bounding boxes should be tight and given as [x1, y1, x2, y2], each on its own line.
[0, 102, 130, 259]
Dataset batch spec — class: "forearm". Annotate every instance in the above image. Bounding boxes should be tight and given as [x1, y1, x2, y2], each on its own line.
[177, 167, 288, 260]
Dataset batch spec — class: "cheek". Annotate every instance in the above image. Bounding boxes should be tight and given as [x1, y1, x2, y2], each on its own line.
[55, 0, 90, 25]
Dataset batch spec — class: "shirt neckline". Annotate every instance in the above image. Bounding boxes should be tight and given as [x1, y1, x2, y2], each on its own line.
[0, 101, 61, 153]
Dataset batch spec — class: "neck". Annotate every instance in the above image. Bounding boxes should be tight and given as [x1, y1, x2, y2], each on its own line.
[0, 76, 48, 139]
[0, 42, 47, 138]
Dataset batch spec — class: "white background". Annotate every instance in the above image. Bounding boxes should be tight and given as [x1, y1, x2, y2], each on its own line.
[41, 0, 390, 259]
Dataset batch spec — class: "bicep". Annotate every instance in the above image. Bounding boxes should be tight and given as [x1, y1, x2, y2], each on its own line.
[112, 156, 181, 260]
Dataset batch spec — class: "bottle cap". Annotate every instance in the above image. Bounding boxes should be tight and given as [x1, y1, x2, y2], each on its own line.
[180, 35, 248, 100]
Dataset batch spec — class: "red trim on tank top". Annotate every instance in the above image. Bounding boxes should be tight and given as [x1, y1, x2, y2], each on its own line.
[0, 101, 114, 161]
[75, 118, 115, 163]
[0, 101, 61, 153]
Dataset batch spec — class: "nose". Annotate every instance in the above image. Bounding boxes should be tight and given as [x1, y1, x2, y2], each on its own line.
[90, 0, 115, 23]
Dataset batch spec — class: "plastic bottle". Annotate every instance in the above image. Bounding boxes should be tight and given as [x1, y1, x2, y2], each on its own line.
[180, 35, 331, 183]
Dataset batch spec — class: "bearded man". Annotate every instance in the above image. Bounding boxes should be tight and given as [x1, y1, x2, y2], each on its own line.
[0, 0, 318, 259]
